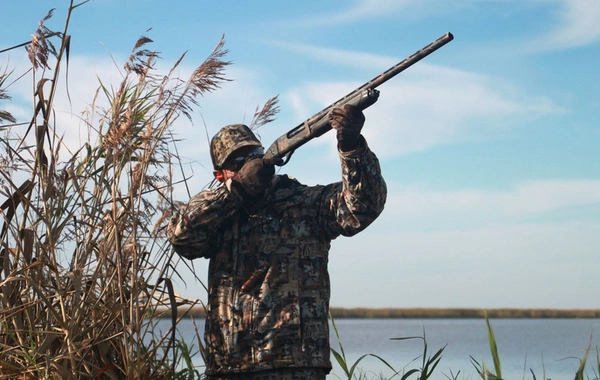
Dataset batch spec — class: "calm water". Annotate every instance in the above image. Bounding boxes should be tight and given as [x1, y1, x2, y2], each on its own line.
[158, 318, 600, 379]
[327, 318, 599, 379]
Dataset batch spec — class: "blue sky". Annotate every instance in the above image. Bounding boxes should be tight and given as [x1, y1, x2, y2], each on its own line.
[2, 0, 599, 309]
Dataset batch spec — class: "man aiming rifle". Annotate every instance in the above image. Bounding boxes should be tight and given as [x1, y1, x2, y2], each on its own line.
[167, 33, 452, 380]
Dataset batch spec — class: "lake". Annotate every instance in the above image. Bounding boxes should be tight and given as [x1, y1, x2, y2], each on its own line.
[156, 317, 600, 379]
[327, 318, 599, 379]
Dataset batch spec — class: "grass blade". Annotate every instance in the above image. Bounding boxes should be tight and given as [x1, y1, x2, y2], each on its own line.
[484, 310, 502, 379]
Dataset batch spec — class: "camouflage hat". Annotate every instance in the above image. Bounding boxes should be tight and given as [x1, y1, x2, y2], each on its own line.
[210, 124, 262, 169]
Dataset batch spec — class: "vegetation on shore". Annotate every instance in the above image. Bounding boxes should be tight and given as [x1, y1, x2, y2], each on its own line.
[0, 2, 228, 378]
[329, 307, 600, 319]
[169, 306, 600, 319]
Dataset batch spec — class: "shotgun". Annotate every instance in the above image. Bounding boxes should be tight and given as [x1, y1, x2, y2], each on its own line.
[263, 32, 454, 166]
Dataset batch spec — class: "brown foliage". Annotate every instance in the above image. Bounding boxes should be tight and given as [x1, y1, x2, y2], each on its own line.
[0, 2, 238, 378]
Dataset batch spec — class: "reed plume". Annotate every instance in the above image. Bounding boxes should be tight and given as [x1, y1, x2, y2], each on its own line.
[0, 69, 16, 125]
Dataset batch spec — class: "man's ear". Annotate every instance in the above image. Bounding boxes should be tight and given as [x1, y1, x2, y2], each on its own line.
[213, 170, 225, 183]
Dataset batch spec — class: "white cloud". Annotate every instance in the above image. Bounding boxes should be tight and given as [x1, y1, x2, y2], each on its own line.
[293, 0, 600, 53]
[4, 53, 124, 152]
[329, 220, 600, 308]
[280, 0, 416, 27]
[510, 0, 600, 53]
[544, 0, 600, 49]
[317, 0, 413, 25]
[264, 40, 398, 71]
[382, 179, 600, 229]
[284, 0, 466, 28]
[3, 51, 274, 170]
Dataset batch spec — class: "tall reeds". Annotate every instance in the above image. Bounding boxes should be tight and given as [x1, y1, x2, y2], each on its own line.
[0, 1, 231, 378]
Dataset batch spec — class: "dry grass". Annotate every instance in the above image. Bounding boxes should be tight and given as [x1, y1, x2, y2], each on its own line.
[0, 68, 16, 124]
[0, 2, 232, 379]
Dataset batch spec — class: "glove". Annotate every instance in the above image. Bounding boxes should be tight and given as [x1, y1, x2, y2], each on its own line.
[329, 104, 365, 152]
[232, 158, 275, 198]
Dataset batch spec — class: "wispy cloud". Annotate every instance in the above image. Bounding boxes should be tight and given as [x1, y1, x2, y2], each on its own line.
[263, 40, 398, 70]
[543, 0, 600, 49]
[512, 0, 600, 52]
[279, 56, 563, 158]
[315, 0, 414, 25]
[382, 179, 600, 228]
[296, 0, 600, 53]
[330, 220, 600, 307]
[285, 0, 478, 28]
[5, 54, 124, 157]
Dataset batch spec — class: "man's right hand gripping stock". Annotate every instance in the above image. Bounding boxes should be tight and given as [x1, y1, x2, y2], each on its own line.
[329, 104, 365, 152]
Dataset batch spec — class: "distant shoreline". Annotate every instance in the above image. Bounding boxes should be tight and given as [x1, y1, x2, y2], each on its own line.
[159, 307, 600, 319]
[328, 307, 600, 319]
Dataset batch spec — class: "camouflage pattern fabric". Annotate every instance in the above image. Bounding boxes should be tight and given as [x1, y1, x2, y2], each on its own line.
[206, 367, 328, 380]
[167, 140, 387, 377]
[210, 124, 262, 169]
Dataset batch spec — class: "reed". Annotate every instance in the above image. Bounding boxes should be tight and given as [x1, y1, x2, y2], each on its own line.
[330, 311, 447, 380]
[0, 1, 234, 378]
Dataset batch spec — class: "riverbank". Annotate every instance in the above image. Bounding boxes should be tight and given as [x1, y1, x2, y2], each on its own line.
[162, 307, 600, 319]
[329, 307, 600, 318]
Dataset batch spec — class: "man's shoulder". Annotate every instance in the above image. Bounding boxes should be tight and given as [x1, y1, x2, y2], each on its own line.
[274, 174, 302, 188]
[269, 174, 326, 203]
[273, 174, 331, 191]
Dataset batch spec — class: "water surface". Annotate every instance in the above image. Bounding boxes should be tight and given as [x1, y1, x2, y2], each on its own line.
[158, 317, 599, 379]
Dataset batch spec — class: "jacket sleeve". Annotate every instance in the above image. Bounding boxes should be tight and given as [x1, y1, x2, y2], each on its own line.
[166, 180, 244, 260]
[321, 137, 387, 238]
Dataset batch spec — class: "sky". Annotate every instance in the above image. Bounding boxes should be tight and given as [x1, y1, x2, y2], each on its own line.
[1, 0, 599, 309]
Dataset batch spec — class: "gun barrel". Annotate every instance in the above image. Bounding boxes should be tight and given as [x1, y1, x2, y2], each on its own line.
[343, 32, 454, 104]
[369, 32, 453, 89]
[264, 32, 454, 165]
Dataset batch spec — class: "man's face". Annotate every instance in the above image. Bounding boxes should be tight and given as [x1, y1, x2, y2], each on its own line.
[215, 146, 264, 181]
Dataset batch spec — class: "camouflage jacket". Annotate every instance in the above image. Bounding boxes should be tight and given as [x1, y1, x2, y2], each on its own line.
[167, 141, 387, 376]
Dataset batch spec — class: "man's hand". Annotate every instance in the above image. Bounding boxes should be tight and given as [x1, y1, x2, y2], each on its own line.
[232, 158, 275, 198]
[329, 104, 365, 152]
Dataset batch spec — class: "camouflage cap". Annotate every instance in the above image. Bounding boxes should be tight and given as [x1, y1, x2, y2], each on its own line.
[210, 124, 262, 169]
